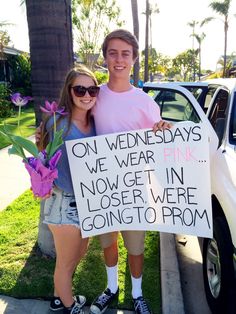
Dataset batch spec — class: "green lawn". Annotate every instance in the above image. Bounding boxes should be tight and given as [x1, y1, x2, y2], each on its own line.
[0, 108, 36, 149]
[0, 191, 161, 313]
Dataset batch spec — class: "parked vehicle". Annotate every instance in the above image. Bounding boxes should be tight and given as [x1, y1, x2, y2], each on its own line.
[143, 79, 236, 313]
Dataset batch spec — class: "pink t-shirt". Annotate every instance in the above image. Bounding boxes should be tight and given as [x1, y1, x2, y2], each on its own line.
[92, 84, 161, 135]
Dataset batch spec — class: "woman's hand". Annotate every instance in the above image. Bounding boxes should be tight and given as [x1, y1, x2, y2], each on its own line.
[31, 187, 52, 200]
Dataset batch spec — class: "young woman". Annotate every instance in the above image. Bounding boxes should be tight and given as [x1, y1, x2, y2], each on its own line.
[40, 65, 99, 314]
[37, 30, 170, 314]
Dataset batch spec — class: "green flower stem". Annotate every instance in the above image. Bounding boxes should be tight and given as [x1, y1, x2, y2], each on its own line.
[53, 113, 56, 136]
[18, 105, 22, 135]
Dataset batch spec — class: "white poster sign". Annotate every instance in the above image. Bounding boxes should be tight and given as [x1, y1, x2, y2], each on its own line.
[66, 122, 212, 238]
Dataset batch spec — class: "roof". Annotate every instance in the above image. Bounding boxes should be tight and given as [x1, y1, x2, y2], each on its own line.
[203, 78, 236, 91]
[0, 47, 27, 60]
[143, 81, 208, 88]
[143, 79, 236, 91]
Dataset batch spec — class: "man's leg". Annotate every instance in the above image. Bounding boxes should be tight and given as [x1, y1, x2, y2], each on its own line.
[103, 241, 119, 293]
[90, 233, 119, 314]
[123, 231, 152, 314]
[128, 253, 144, 298]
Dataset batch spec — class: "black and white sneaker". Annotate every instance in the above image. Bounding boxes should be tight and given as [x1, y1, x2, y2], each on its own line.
[63, 301, 85, 314]
[90, 288, 119, 314]
[50, 295, 86, 312]
[73, 296, 86, 308]
[133, 296, 152, 314]
[50, 296, 64, 311]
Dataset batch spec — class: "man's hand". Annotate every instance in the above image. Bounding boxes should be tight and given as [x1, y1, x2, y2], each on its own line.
[153, 120, 172, 133]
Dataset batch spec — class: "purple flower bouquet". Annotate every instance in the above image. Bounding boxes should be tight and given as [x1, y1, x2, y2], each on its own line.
[0, 95, 67, 198]
[24, 150, 62, 198]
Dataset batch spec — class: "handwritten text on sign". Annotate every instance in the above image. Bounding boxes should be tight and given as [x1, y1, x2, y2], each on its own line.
[66, 122, 212, 238]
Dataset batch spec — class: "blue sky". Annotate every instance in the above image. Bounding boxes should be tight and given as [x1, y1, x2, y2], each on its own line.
[1, 0, 236, 70]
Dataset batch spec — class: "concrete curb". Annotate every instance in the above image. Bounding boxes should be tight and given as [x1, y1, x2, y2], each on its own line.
[0, 296, 49, 314]
[160, 233, 185, 314]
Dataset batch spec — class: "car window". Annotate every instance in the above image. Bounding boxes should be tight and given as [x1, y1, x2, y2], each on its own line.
[184, 87, 203, 103]
[204, 86, 218, 112]
[147, 88, 201, 123]
[208, 89, 229, 144]
[179, 85, 209, 111]
[208, 90, 228, 126]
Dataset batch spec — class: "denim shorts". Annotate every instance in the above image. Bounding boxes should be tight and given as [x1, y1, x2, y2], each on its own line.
[43, 186, 80, 227]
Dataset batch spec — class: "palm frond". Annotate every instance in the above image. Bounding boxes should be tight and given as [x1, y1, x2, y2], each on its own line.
[200, 17, 214, 27]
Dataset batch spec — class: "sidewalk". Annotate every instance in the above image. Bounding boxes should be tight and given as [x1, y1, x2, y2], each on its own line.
[0, 139, 185, 314]
[0, 138, 33, 211]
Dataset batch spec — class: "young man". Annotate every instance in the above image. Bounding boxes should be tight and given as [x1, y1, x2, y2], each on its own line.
[90, 29, 171, 314]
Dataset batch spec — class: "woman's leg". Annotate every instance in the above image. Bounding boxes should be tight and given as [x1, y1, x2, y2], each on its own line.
[49, 224, 89, 307]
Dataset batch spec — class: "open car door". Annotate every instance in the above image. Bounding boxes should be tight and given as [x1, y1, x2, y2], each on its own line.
[144, 83, 219, 155]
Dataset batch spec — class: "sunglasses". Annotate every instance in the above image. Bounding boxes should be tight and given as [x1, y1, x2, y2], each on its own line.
[71, 85, 100, 97]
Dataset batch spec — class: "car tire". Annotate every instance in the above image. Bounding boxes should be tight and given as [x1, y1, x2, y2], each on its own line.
[203, 216, 236, 314]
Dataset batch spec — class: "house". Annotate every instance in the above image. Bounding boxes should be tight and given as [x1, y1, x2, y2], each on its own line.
[228, 59, 236, 77]
[216, 55, 236, 78]
[0, 46, 25, 83]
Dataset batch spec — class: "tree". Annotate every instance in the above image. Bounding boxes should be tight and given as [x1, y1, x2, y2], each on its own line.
[140, 48, 172, 80]
[144, 0, 159, 82]
[131, 0, 140, 87]
[0, 22, 11, 57]
[25, 0, 74, 126]
[217, 51, 236, 76]
[187, 20, 198, 81]
[202, 0, 236, 77]
[72, 0, 122, 69]
[144, 0, 149, 82]
[192, 33, 206, 80]
[7, 53, 32, 95]
[227, 51, 236, 76]
[148, 3, 159, 55]
[25, 0, 74, 257]
[173, 49, 198, 81]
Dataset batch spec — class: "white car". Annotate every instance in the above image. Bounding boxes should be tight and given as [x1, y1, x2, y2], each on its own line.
[143, 79, 236, 313]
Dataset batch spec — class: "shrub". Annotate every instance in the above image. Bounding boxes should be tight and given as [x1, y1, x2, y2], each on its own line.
[7, 53, 32, 96]
[0, 84, 12, 118]
[94, 71, 108, 85]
